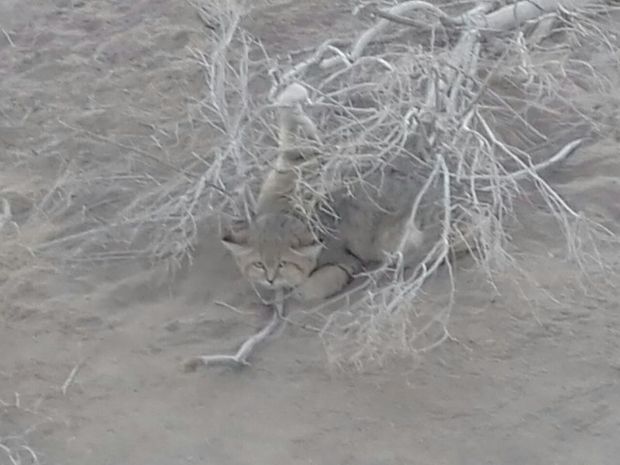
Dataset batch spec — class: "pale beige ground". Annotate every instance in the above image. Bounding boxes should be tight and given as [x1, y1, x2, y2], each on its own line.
[1, 1, 620, 464]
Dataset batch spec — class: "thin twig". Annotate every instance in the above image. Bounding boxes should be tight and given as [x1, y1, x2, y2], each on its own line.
[1, 28, 15, 47]
[61, 362, 82, 396]
[184, 289, 286, 370]
[57, 120, 195, 179]
[0, 199, 12, 231]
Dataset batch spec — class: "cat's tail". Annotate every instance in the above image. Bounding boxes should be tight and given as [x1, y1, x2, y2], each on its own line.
[254, 84, 322, 212]
[274, 83, 322, 169]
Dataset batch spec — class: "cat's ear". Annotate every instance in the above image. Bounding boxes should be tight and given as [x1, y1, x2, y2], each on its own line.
[291, 242, 323, 261]
[221, 218, 251, 256]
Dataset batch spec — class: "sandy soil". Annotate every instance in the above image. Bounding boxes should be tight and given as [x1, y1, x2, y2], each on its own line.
[1, 1, 620, 464]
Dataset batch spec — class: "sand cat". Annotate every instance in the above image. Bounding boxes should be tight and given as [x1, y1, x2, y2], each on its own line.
[220, 82, 582, 303]
[221, 83, 434, 302]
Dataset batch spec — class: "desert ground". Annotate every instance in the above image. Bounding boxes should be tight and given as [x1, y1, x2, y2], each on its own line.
[1, 0, 620, 464]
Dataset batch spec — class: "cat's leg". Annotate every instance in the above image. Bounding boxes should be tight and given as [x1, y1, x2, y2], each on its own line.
[293, 264, 352, 302]
[293, 246, 363, 302]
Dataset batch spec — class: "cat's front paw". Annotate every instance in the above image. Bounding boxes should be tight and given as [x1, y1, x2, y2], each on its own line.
[293, 265, 350, 303]
[294, 280, 332, 303]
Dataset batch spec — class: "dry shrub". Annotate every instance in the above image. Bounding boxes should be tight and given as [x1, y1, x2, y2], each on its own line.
[13, 0, 620, 368]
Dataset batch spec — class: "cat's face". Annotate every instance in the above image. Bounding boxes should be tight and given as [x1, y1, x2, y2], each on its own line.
[221, 215, 322, 290]
[223, 241, 322, 289]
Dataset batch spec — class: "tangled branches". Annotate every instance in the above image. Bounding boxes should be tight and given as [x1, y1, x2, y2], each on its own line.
[29, 0, 620, 367]
[207, 0, 617, 367]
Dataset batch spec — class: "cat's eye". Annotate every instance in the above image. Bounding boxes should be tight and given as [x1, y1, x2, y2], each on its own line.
[251, 262, 265, 270]
[278, 261, 289, 269]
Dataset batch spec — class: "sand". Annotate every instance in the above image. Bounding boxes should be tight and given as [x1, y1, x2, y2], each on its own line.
[1, 1, 620, 464]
